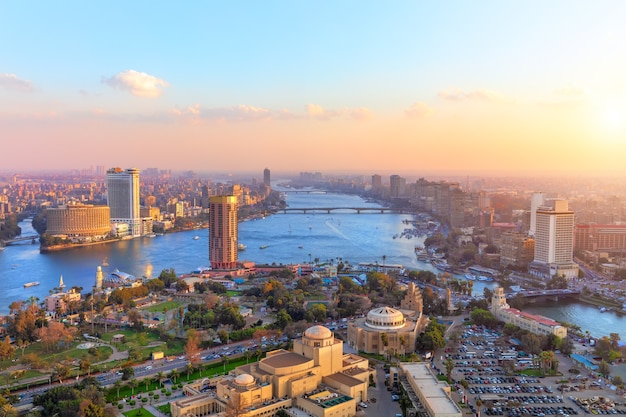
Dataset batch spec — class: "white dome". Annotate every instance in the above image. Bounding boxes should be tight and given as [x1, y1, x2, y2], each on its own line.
[365, 307, 406, 330]
[235, 373, 255, 386]
[304, 325, 333, 340]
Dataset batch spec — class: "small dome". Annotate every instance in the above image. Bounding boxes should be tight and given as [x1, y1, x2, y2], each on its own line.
[304, 325, 333, 340]
[235, 373, 255, 386]
[365, 306, 406, 330]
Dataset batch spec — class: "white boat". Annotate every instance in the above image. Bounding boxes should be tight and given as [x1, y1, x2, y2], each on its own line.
[238, 243, 246, 251]
[193, 236, 200, 240]
[465, 273, 476, 280]
[24, 281, 40, 288]
[599, 307, 608, 312]
[146, 233, 156, 238]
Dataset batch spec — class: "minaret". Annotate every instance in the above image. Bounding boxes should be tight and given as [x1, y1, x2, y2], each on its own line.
[59, 275, 65, 289]
[95, 266, 103, 289]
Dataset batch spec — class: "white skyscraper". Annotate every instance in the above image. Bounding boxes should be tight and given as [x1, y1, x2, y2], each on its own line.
[529, 199, 578, 280]
[529, 192, 546, 236]
[106, 167, 142, 237]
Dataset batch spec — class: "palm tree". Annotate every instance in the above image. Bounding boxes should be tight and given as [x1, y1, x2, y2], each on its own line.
[127, 378, 137, 396]
[156, 371, 165, 387]
[114, 380, 122, 399]
[170, 368, 180, 384]
[186, 363, 193, 380]
[382, 255, 386, 269]
[244, 349, 252, 364]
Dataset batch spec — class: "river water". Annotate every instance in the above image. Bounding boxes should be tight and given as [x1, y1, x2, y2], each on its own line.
[1, 190, 624, 338]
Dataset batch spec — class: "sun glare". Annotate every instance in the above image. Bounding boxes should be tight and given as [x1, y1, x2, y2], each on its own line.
[601, 105, 625, 133]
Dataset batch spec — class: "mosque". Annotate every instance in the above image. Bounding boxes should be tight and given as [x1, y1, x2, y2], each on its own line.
[346, 282, 429, 355]
[171, 325, 374, 417]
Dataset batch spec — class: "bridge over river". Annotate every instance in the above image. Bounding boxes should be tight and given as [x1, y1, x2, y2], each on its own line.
[516, 288, 580, 302]
[277, 207, 409, 214]
[2, 234, 39, 245]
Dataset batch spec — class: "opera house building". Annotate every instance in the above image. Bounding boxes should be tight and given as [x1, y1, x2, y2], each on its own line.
[171, 325, 374, 417]
[347, 282, 429, 355]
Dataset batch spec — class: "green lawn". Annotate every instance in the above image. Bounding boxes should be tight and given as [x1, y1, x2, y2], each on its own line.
[123, 407, 156, 417]
[145, 301, 180, 313]
[158, 403, 171, 415]
[226, 290, 242, 297]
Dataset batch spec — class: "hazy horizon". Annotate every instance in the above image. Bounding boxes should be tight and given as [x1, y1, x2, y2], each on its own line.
[2, 2, 626, 175]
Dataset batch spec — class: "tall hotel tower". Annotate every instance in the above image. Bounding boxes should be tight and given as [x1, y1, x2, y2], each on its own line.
[529, 199, 579, 280]
[529, 192, 546, 236]
[263, 168, 271, 187]
[106, 167, 142, 237]
[209, 195, 238, 270]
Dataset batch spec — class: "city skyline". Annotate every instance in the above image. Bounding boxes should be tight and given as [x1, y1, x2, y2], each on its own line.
[2, 2, 626, 175]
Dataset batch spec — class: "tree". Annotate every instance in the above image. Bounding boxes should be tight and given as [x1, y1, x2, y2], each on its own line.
[170, 368, 180, 384]
[127, 378, 138, 395]
[185, 329, 201, 366]
[445, 358, 455, 380]
[79, 358, 92, 376]
[52, 363, 70, 384]
[113, 380, 123, 398]
[598, 360, 611, 377]
[156, 371, 165, 387]
[0, 337, 15, 361]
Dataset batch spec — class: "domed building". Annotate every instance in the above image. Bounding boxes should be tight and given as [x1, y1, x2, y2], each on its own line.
[347, 282, 429, 355]
[172, 324, 374, 417]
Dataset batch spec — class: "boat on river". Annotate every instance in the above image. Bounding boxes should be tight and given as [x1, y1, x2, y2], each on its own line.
[238, 244, 246, 251]
[260, 245, 268, 249]
[24, 281, 40, 288]
[193, 236, 200, 240]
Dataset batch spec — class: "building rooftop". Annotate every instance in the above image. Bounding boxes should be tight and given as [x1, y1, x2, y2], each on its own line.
[261, 351, 312, 369]
[323, 372, 363, 388]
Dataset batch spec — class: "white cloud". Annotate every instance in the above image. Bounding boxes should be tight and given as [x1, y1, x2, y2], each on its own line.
[405, 102, 432, 119]
[172, 104, 272, 121]
[306, 104, 373, 120]
[0, 73, 34, 92]
[438, 89, 513, 104]
[350, 107, 373, 121]
[102, 70, 167, 98]
[553, 86, 587, 97]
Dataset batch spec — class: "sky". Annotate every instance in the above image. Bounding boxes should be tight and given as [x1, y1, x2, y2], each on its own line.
[2, 1, 626, 176]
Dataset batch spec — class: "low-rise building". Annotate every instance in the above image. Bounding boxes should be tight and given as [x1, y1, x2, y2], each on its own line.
[490, 287, 567, 338]
[171, 325, 373, 417]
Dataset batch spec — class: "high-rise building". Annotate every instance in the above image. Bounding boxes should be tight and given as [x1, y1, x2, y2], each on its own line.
[106, 167, 141, 237]
[263, 168, 271, 187]
[529, 199, 578, 280]
[46, 203, 111, 239]
[389, 174, 406, 198]
[209, 195, 238, 270]
[529, 192, 546, 236]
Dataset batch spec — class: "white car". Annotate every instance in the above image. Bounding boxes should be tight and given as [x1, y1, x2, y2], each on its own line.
[359, 402, 368, 408]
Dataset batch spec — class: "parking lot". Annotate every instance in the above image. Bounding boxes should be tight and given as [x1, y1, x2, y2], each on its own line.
[435, 322, 626, 417]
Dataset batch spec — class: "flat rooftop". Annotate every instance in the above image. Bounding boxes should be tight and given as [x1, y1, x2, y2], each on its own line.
[401, 362, 462, 417]
[262, 351, 312, 368]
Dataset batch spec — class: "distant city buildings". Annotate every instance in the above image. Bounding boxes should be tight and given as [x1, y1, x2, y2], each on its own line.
[529, 192, 546, 237]
[529, 199, 578, 280]
[106, 167, 142, 237]
[499, 231, 535, 269]
[209, 195, 238, 270]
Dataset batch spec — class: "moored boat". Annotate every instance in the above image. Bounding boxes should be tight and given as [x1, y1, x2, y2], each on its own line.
[24, 281, 40, 288]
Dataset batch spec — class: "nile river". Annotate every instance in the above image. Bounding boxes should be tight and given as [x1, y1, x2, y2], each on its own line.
[0, 190, 624, 338]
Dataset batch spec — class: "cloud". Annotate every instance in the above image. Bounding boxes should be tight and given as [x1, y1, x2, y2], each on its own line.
[102, 70, 167, 97]
[0, 73, 34, 92]
[306, 104, 373, 120]
[438, 89, 513, 104]
[172, 104, 272, 121]
[350, 107, 373, 121]
[553, 86, 587, 97]
[405, 102, 432, 119]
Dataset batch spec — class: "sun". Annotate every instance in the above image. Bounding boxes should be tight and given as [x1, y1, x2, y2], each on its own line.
[600, 104, 625, 134]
